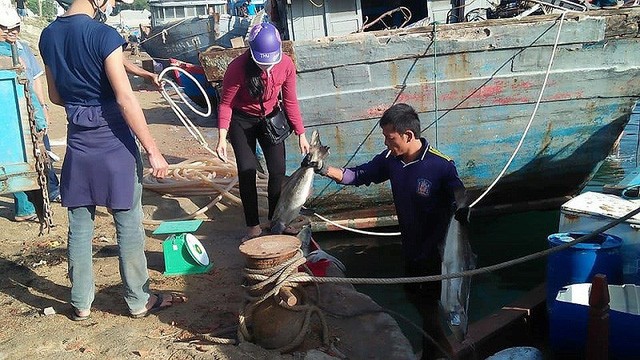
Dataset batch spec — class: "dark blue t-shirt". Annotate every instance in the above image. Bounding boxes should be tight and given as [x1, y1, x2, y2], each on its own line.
[341, 139, 465, 262]
[39, 14, 125, 106]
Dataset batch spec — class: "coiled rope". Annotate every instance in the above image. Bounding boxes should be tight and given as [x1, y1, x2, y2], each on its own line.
[158, 66, 214, 154]
[194, 249, 332, 352]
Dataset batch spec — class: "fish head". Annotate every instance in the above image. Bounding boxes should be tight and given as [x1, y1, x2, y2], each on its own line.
[446, 305, 469, 343]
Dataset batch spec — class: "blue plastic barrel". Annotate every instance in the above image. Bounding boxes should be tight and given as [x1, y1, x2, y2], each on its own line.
[546, 232, 623, 313]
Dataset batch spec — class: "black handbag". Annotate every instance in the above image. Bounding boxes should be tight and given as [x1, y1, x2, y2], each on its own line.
[260, 96, 292, 145]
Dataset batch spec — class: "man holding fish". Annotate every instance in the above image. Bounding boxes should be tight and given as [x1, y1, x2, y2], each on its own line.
[307, 103, 471, 359]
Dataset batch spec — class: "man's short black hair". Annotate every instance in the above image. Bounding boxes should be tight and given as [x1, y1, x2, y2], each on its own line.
[379, 103, 421, 138]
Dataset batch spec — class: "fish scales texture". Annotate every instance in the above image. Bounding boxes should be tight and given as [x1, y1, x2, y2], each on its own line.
[271, 130, 329, 234]
[440, 218, 477, 342]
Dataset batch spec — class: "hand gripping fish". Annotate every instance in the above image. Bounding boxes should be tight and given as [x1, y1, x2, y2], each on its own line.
[270, 130, 329, 234]
[440, 217, 477, 342]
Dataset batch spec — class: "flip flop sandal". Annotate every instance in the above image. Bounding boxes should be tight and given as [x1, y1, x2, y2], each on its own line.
[71, 308, 91, 321]
[131, 293, 186, 318]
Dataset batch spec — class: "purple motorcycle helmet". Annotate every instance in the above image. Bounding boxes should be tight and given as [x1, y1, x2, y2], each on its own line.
[248, 22, 282, 66]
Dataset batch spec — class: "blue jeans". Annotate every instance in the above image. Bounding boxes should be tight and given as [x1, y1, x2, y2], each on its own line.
[67, 167, 150, 313]
[13, 135, 61, 217]
[13, 192, 35, 217]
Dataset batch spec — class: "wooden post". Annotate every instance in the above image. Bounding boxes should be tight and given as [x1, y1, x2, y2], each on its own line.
[586, 274, 609, 360]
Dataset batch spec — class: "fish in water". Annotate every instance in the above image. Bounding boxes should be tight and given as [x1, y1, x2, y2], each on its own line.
[440, 217, 477, 342]
[270, 130, 329, 235]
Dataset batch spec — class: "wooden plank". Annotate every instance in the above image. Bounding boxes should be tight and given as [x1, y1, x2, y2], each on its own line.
[450, 284, 547, 360]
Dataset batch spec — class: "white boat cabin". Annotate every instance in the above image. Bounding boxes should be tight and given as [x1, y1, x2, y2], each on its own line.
[272, 0, 497, 42]
[148, 0, 267, 27]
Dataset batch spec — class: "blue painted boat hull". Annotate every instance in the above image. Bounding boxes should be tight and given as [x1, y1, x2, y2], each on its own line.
[200, 9, 640, 223]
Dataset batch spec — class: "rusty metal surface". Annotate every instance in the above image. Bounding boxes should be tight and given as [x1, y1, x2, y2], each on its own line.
[239, 234, 301, 269]
[199, 41, 295, 83]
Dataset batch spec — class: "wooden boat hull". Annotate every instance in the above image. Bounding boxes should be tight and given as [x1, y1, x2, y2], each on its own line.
[200, 9, 640, 223]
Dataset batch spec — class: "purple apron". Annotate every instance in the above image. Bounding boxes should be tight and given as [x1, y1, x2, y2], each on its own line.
[61, 101, 139, 210]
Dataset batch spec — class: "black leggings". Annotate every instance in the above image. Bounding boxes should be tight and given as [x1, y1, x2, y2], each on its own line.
[228, 111, 286, 227]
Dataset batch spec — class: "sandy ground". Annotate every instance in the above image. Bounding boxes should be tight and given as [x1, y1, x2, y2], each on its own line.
[0, 70, 308, 359]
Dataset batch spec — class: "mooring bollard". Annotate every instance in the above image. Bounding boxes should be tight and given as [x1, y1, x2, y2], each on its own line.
[238, 235, 308, 350]
[586, 274, 610, 360]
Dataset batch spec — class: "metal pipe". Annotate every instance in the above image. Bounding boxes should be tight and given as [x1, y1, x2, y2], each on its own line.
[10, 42, 19, 68]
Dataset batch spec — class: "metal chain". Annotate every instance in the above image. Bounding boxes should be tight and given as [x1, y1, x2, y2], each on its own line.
[19, 73, 54, 234]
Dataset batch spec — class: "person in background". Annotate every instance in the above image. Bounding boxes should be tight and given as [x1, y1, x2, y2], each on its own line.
[0, 6, 61, 222]
[16, 0, 26, 18]
[245, 0, 256, 16]
[307, 103, 468, 360]
[39, 0, 179, 321]
[216, 22, 310, 241]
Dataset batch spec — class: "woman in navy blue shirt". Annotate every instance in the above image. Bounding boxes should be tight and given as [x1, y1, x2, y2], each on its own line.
[39, 0, 177, 320]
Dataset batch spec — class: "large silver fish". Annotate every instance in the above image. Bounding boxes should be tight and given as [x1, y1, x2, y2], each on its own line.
[440, 217, 476, 342]
[270, 130, 329, 234]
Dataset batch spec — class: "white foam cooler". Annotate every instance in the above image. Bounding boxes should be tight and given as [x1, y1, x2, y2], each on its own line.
[559, 191, 640, 285]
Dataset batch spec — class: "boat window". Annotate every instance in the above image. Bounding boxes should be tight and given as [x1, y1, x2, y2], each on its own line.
[164, 6, 175, 18]
[185, 7, 195, 17]
[175, 6, 185, 18]
[213, 4, 225, 14]
[154, 8, 163, 20]
[196, 5, 206, 15]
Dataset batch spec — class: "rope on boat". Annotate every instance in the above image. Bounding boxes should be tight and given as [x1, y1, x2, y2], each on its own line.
[311, 211, 401, 236]
[469, 12, 567, 209]
[433, 22, 439, 147]
[139, 18, 191, 46]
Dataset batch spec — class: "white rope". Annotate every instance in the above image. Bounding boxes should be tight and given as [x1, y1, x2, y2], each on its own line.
[158, 66, 215, 154]
[312, 211, 401, 236]
[469, 12, 567, 209]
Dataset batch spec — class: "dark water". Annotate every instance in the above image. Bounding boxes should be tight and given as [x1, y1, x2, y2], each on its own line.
[314, 107, 640, 352]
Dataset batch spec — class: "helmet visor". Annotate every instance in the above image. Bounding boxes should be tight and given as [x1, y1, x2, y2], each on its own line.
[250, 47, 282, 66]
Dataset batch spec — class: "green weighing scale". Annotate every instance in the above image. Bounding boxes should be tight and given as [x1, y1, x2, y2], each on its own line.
[152, 219, 213, 276]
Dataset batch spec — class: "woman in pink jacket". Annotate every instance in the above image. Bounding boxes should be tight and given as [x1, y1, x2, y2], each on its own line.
[216, 22, 310, 241]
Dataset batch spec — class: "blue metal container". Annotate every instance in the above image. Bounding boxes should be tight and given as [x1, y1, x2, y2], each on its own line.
[546, 232, 623, 313]
[549, 283, 640, 359]
[0, 59, 39, 195]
